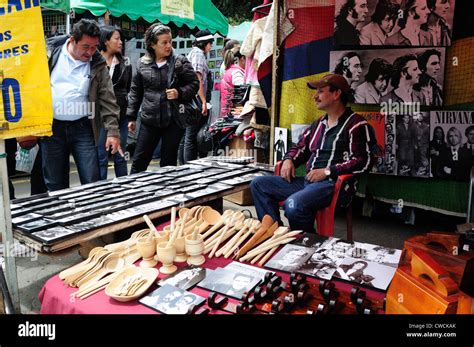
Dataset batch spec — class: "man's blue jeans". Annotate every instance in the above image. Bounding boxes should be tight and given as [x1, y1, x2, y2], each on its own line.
[41, 118, 100, 191]
[97, 115, 128, 180]
[250, 176, 335, 233]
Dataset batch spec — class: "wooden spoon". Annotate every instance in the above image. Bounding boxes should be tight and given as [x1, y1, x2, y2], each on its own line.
[64, 249, 111, 286]
[71, 251, 114, 288]
[257, 246, 279, 266]
[189, 205, 201, 217]
[239, 237, 298, 262]
[204, 219, 244, 254]
[77, 254, 125, 289]
[59, 247, 103, 280]
[201, 210, 233, 240]
[208, 217, 236, 258]
[249, 227, 288, 264]
[225, 220, 260, 259]
[197, 206, 210, 220]
[178, 207, 190, 219]
[235, 215, 274, 259]
[195, 208, 221, 238]
[215, 219, 252, 257]
[167, 210, 189, 247]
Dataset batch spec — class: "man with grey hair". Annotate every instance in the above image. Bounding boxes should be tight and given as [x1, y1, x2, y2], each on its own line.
[42, 19, 121, 191]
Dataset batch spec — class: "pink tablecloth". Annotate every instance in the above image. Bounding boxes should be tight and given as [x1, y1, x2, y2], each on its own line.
[39, 254, 236, 314]
[39, 222, 385, 314]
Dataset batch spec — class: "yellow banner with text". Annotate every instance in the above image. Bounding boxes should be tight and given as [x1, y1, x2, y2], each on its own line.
[0, 0, 53, 139]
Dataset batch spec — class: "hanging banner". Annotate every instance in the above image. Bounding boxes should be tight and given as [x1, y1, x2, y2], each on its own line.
[161, 0, 194, 20]
[0, 0, 53, 139]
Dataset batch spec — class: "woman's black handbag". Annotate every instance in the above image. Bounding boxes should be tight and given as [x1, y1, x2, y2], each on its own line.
[197, 110, 213, 155]
[167, 55, 202, 129]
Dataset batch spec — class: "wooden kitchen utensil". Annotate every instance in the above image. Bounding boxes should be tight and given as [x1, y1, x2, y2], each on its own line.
[143, 215, 157, 241]
[235, 215, 275, 259]
[137, 237, 157, 267]
[156, 241, 177, 274]
[185, 234, 205, 266]
[105, 266, 159, 302]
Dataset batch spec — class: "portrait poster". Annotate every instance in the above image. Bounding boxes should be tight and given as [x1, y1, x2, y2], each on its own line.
[157, 266, 206, 290]
[274, 127, 288, 165]
[329, 48, 446, 106]
[297, 247, 345, 280]
[264, 244, 314, 273]
[352, 244, 402, 268]
[197, 268, 260, 300]
[291, 232, 328, 249]
[359, 112, 386, 173]
[394, 112, 431, 177]
[139, 284, 205, 315]
[223, 261, 273, 282]
[384, 112, 397, 175]
[334, 0, 455, 47]
[429, 111, 474, 181]
[333, 256, 397, 290]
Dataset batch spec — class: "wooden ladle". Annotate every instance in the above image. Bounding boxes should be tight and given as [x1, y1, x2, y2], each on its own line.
[201, 209, 233, 240]
[193, 208, 221, 239]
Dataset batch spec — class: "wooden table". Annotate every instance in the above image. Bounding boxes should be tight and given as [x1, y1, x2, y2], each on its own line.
[11, 159, 274, 253]
[13, 182, 251, 253]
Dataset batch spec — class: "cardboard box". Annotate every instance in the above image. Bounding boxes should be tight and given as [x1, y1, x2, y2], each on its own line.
[223, 136, 266, 205]
[227, 137, 265, 162]
[224, 189, 254, 206]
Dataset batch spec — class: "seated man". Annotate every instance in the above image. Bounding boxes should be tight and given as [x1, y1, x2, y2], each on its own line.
[250, 74, 375, 234]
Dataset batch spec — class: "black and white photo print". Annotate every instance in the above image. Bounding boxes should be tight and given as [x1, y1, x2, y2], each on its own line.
[330, 48, 446, 106]
[334, 0, 455, 47]
[430, 111, 474, 181]
[264, 244, 314, 273]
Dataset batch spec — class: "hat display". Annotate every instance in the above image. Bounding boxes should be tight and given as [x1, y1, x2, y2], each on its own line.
[307, 74, 350, 94]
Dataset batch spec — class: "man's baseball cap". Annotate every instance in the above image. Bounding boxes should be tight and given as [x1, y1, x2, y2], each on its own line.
[307, 74, 350, 94]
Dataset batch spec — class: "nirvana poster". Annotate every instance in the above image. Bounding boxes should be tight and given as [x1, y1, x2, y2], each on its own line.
[430, 111, 474, 181]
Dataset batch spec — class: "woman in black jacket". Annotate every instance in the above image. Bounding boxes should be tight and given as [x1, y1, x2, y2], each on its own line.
[127, 24, 199, 172]
[97, 26, 132, 179]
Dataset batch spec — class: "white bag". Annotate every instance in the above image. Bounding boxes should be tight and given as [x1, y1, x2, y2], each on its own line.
[15, 144, 39, 174]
